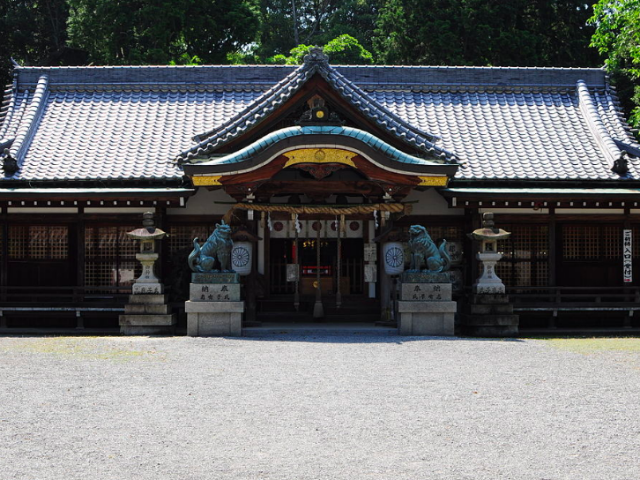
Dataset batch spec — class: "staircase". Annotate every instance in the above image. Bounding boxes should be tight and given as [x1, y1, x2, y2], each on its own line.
[256, 295, 381, 324]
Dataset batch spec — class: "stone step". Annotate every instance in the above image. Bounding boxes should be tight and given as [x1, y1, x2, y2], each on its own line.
[119, 314, 176, 326]
[127, 294, 170, 305]
[466, 304, 514, 315]
[461, 325, 519, 338]
[460, 314, 519, 326]
[124, 304, 171, 315]
[469, 294, 511, 305]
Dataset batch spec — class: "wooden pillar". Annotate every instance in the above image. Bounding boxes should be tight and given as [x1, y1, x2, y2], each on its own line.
[245, 210, 258, 324]
[263, 215, 271, 299]
[624, 207, 632, 328]
[548, 208, 558, 329]
[470, 210, 482, 287]
[155, 207, 166, 281]
[74, 207, 86, 318]
[293, 215, 300, 311]
[313, 220, 324, 319]
[336, 215, 342, 309]
[1, 206, 7, 305]
[76, 207, 86, 288]
[548, 207, 557, 288]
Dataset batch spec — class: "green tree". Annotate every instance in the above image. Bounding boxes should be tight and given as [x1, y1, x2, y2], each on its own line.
[324, 34, 373, 64]
[1, 0, 79, 85]
[374, 0, 600, 67]
[256, 0, 377, 60]
[67, 0, 260, 65]
[262, 34, 373, 65]
[590, 0, 640, 129]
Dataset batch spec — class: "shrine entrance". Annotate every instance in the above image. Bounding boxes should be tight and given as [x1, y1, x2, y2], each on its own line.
[269, 238, 365, 296]
[260, 216, 376, 323]
[180, 55, 459, 325]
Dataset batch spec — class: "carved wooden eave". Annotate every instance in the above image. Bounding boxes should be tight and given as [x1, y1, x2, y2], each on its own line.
[183, 125, 458, 201]
[178, 48, 459, 202]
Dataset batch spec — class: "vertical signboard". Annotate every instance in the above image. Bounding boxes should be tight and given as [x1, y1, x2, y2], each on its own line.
[623, 229, 633, 283]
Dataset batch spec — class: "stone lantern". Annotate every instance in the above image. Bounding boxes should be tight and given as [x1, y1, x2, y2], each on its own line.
[468, 213, 511, 294]
[119, 212, 175, 335]
[461, 212, 518, 337]
[126, 212, 167, 294]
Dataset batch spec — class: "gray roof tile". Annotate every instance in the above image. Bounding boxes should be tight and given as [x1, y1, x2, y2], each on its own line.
[0, 61, 638, 184]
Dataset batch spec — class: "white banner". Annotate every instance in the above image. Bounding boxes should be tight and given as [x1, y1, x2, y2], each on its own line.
[623, 229, 633, 283]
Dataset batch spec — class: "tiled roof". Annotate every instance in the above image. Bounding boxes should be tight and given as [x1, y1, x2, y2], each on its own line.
[0, 58, 638, 184]
[178, 48, 453, 163]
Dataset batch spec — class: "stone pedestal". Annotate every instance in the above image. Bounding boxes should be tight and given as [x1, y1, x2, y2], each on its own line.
[186, 273, 244, 337]
[397, 272, 456, 336]
[119, 293, 176, 335]
[119, 213, 174, 335]
[460, 294, 519, 337]
[474, 252, 505, 294]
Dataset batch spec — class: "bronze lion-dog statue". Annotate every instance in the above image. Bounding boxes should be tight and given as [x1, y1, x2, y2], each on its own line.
[188, 221, 233, 272]
[408, 225, 451, 273]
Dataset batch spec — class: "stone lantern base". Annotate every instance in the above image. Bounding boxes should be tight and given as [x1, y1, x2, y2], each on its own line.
[460, 294, 519, 337]
[119, 293, 176, 335]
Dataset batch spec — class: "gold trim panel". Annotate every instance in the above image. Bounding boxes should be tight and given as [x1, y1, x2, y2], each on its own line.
[283, 148, 357, 168]
[192, 176, 222, 186]
[418, 176, 448, 186]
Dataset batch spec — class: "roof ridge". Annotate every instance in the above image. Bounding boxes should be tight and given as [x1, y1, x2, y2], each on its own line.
[576, 79, 624, 172]
[321, 64, 449, 154]
[9, 75, 49, 167]
[179, 48, 454, 163]
[191, 66, 314, 144]
[0, 80, 18, 141]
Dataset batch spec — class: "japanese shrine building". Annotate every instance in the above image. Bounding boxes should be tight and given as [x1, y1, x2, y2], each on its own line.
[1, 49, 640, 333]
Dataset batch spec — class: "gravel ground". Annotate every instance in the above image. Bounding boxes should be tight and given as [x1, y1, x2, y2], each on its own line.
[1, 334, 639, 480]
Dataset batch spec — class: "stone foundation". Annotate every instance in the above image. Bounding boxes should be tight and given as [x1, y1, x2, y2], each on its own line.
[185, 272, 244, 337]
[185, 301, 244, 336]
[397, 279, 456, 336]
[460, 294, 519, 337]
[119, 293, 176, 335]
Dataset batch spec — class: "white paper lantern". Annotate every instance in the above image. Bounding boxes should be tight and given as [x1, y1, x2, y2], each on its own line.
[231, 241, 252, 276]
[383, 241, 405, 276]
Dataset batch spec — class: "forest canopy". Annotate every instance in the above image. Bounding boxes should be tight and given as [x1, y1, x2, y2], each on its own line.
[0, 1, 639, 128]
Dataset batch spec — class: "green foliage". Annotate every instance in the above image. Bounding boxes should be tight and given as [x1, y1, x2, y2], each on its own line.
[324, 34, 373, 64]
[288, 44, 312, 64]
[255, 0, 377, 61]
[374, 0, 600, 67]
[66, 0, 260, 65]
[0, 0, 78, 85]
[590, 0, 640, 129]
[276, 35, 373, 65]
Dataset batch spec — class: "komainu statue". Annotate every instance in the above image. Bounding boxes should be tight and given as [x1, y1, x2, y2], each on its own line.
[408, 225, 451, 273]
[188, 221, 233, 273]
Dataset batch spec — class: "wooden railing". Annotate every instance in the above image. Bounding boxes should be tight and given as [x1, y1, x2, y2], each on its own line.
[507, 286, 640, 307]
[505, 286, 640, 329]
[0, 285, 131, 307]
[0, 286, 134, 330]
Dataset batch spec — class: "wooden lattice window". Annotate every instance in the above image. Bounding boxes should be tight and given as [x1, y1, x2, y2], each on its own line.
[563, 224, 623, 260]
[8, 225, 68, 260]
[562, 225, 599, 260]
[85, 225, 138, 286]
[495, 224, 549, 287]
[603, 225, 622, 259]
[424, 226, 465, 243]
[168, 225, 212, 253]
